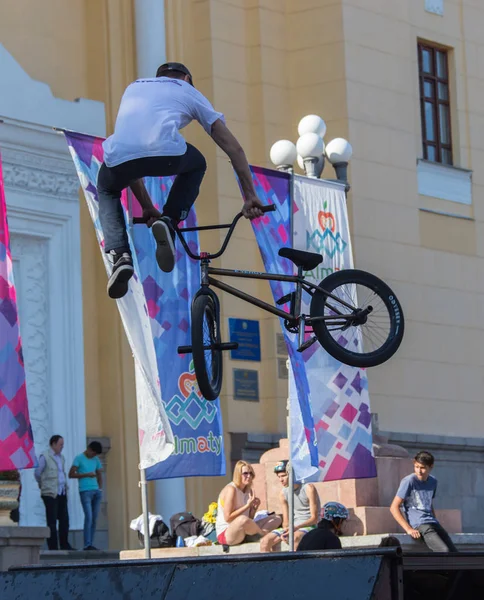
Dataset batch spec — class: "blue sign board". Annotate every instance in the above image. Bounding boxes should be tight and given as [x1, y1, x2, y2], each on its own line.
[228, 318, 261, 361]
[233, 369, 259, 402]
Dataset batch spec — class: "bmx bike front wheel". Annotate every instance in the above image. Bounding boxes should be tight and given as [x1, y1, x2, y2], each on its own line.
[191, 294, 223, 401]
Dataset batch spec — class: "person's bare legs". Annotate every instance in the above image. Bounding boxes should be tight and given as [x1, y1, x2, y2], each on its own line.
[260, 531, 282, 553]
[256, 514, 282, 535]
[293, 530, 306, 550]
[224, 516, 265, 546]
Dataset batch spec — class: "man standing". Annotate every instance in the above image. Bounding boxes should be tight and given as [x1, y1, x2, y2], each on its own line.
[69, 441, 103, 551]
[260, 461, 320, 552]
[34, 434, 74, 550]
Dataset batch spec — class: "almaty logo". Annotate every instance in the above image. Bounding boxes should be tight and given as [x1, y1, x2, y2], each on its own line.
[164, 360, 217, 428]
[306, 200, 347, 257]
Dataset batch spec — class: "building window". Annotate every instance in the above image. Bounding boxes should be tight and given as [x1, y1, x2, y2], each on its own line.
[418, 42, 452, 165]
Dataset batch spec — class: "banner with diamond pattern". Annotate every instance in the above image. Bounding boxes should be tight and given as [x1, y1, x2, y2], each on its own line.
[0, 151, 36, 471]
[64, 131, 225, 477]
[251, 168, 376, 481]
[249, 167, 319, 476]
[292, 176, 376, 481]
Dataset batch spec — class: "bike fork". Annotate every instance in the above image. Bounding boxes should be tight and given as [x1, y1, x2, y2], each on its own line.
[177, 256, 239, 355]
[294, 266, 318, 353]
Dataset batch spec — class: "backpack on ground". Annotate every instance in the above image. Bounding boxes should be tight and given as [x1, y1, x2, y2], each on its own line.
[138, 518, 175, 548]
[170, 512, 202, 540]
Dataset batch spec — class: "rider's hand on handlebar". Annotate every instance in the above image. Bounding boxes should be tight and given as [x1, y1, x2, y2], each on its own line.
[242, 196, 265, 220]
[142, 206, 163, 228]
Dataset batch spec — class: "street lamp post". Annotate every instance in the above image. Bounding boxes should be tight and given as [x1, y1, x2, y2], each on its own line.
[268, 115, 353, 552]
[270, 114, 353, 188]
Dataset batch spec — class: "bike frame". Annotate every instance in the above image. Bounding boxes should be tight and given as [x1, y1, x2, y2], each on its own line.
[173, 210, 359, 350]
[133, 208, 359, 350]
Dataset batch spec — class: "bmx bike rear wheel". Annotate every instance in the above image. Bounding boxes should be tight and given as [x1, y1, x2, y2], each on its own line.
[310, 269, 404, 368]
[191, 294, 223, 401]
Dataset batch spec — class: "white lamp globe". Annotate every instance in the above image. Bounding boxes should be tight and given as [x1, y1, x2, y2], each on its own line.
[298, 114, 327, 139]
[297, 154, 305, 170]
[270, 139, 297, 167]
[296, 132, 325, 159]
[325, 138, 353, 164]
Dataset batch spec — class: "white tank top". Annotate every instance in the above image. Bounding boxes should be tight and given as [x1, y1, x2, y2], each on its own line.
[215, 482, 250, 536]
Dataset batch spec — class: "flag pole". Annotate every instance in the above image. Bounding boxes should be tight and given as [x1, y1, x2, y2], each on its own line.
[287, 387, 295, 552]
[139, 462, 151, 559]
[127, 189, 151, 559]
[287, 168, 295, 552]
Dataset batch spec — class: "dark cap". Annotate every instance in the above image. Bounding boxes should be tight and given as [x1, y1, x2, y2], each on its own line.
[156, 62, 193, 85]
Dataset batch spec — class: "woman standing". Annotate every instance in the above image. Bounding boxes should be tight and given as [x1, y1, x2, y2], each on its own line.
[215, 460, 281, 546]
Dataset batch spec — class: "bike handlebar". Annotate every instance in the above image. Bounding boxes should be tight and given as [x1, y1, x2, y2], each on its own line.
[132, 204, 276, 260]
[132, 204, 275, 225]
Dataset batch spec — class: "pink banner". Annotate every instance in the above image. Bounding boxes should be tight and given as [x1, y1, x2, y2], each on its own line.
[0, 152, 36, 470]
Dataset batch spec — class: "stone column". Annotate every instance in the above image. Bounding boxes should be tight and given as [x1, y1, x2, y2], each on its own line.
[134, 0, 166, 78]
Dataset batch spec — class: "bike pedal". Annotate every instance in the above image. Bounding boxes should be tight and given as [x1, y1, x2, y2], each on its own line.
[297, 336, 318, 353]
[177, 345, 193, 354]
[217, 342, 239, 351]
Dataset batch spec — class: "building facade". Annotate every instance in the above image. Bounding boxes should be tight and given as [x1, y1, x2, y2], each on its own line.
[0, 0, 483, 548]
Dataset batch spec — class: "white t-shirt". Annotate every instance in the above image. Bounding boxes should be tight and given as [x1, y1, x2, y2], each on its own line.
[102, 77, 225, 167]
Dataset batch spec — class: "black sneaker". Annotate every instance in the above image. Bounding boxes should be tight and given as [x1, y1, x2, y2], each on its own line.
[152, 217, 176, 273]
[107, 251, 134, 299]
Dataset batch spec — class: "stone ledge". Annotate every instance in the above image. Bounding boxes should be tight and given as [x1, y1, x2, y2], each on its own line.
[40, 549, 120, 563]
[0, 526, 51, 571]
[120, 533, 484, 560]
[0, 526, 49, 544]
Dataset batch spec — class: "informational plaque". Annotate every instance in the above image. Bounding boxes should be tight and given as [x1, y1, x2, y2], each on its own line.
[277, 358, 288, 380]
[233, 369, 259, 402]
[276, 333, 287, 356]
[228, 318, 261, 361]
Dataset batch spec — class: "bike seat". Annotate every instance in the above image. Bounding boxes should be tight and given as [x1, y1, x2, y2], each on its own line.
[278, 248, 323, 271]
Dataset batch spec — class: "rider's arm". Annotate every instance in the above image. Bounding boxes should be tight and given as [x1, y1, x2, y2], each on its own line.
[210, 119, 264, 218]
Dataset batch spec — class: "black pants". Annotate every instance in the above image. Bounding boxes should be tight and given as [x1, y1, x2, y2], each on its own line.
[97, 144, 207, 253]
[42, 494, 69, 550]
[418, 522, 458, 552]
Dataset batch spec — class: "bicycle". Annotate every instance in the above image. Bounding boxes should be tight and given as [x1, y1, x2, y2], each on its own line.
[134, 205, 404, 401]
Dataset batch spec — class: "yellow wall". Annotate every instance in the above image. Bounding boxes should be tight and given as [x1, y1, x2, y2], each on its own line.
[341, 0, 484, 436]
[3, 0, 484, 547]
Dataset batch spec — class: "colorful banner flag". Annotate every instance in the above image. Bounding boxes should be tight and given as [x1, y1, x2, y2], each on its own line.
[64, 132, 225, 477]
[292, 176, 376, 481]
[251, 167, 375, 481]
[0, 152, 36, 470]
[249, 167, 319, 477]
[135, 176, 225, 480]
